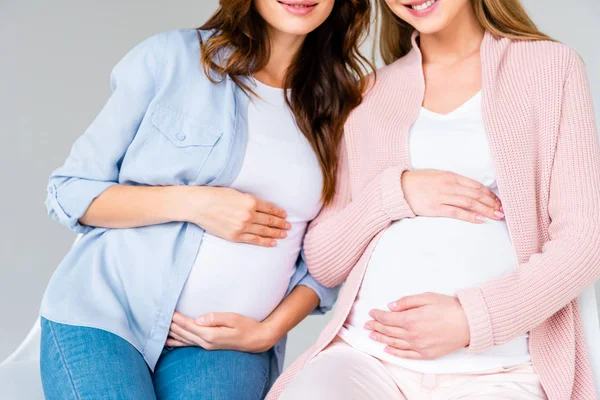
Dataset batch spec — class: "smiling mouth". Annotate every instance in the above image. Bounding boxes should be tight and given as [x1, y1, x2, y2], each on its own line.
[406, 0, 438, 11]
[277, 1, 318, 9]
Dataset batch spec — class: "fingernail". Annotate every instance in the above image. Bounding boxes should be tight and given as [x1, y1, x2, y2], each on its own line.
[271, 241, 278, 247]
[384, 347, 392, 354]
[388, 301, 396, 310]
[369, 332, 377, 340]
[280, 231, 287, 238]
[500, 206, 504, 213]
[494, 211, 505, 219]
[475, 215, 485, 222]
[286, 223, 292, 229]
[195, 316, 205, 325]
[369, 310, 375, 318]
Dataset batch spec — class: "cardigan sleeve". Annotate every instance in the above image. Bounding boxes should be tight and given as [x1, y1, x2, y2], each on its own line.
[303, 137, 415, 288]
[456, 53, 600, 352]
[45, 33, 165, 233]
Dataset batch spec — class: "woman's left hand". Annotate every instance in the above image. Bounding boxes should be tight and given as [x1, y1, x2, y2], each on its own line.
[167, 312, 278, 353]
[365, 292, 471, 360]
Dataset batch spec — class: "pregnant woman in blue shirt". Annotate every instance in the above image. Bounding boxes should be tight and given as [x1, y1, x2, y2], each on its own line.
[39, 1, 372, 399]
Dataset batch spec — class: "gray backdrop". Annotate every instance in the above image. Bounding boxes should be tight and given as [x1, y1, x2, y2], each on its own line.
[1, 0, 598, 366]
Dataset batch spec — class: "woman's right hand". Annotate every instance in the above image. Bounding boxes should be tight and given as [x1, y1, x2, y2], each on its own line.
[401, 169, 504, 223]
[181, 186, 291, 247]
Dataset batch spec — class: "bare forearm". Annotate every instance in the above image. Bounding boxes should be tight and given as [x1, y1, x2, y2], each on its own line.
[262, 285, 320, 344]
[79, 185, 199, 229]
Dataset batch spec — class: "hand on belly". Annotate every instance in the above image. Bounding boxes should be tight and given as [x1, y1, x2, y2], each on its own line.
[363, 292, 470, 360]
[167, 311, 278, 353]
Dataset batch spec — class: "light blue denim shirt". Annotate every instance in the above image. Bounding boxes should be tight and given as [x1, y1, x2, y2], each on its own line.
[40, 29, 339, 384]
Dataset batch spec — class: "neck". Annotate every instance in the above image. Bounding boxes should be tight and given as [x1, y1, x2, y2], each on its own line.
[254, 27, 305, 88]
[419, 5, 485, 65]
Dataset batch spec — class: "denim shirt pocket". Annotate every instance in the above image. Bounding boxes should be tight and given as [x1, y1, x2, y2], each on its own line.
[139, 105, 223, 185]
[152, 105, 222, 147]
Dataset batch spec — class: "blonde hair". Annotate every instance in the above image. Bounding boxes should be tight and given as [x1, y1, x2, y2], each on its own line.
[376, 0, 553, 65]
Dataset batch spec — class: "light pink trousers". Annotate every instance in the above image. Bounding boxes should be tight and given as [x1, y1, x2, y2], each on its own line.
[280, 339, 547, 400]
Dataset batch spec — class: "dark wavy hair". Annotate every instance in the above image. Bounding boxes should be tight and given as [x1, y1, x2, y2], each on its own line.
[198, 0, 372, 204]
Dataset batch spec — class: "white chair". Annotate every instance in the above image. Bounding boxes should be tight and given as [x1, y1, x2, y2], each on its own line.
[0, 319, 44, 400]
[580, 284, 600, 393]
[1, 283, 598, 399]
[0, 235, 83, 400]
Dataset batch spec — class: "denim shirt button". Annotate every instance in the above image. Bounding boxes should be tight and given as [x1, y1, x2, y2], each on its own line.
[176, 134, 186, 141]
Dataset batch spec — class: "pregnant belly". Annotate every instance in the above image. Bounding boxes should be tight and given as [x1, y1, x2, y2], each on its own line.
[355, 216, 518, 314]
[344, 217, 530, 372]
[176, 233, 299, 322]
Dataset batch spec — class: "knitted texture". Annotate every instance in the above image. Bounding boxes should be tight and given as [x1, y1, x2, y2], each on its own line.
[267, 32, 600, 400]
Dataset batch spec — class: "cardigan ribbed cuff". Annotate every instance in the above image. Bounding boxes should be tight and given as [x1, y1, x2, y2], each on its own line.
[379, 167, 415, 221]
[456, 287, 495, 352]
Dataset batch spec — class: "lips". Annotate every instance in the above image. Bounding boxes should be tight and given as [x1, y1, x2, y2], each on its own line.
[277, 0, 318, 8]
[403, 0, 440, 16]
[407, 0, 437, 10]
[277, 0, 318, 16]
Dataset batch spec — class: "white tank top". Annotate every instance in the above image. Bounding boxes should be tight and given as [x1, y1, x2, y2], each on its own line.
[176, 79, 323, 322]
[340, 93, 531, 373]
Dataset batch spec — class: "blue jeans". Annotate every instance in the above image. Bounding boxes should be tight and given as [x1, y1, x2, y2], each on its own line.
[40, 318, 272, 399]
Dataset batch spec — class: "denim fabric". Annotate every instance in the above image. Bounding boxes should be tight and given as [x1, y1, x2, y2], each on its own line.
[153, 347, 270, 400]
[40, 29, 339, 384]
[40, 318, 271, 400]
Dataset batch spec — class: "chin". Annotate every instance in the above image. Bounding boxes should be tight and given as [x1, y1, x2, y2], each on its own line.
[256, 0, 334, 38]
[270, 22, 320, 36]
[409, 18, 450, 34]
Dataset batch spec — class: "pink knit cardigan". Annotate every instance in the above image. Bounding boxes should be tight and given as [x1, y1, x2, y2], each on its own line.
[267, 32, 600, 400]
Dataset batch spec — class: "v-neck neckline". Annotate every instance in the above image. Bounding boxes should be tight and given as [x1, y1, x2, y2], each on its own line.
[420, 91, 481, 119]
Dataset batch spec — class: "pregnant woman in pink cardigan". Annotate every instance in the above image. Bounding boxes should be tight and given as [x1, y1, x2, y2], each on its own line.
[269, 0, 600, 399]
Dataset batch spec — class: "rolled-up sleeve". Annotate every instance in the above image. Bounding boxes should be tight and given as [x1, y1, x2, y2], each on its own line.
[45, 32, 166, 233]
[287, 250, 340, 314]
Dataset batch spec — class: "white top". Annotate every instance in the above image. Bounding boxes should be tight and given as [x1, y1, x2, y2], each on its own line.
[176, 80, 323, 322]
[340, 93, 531, 374]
